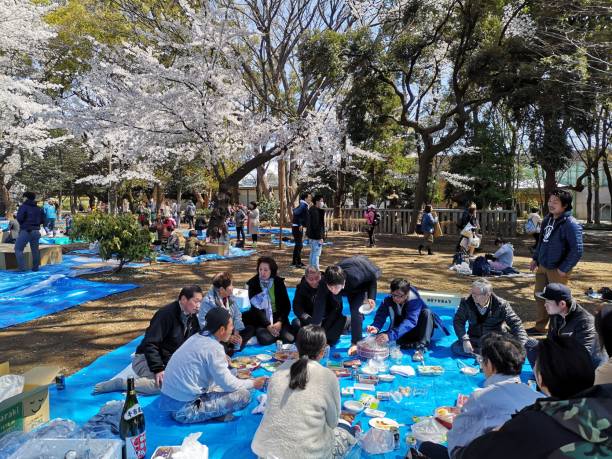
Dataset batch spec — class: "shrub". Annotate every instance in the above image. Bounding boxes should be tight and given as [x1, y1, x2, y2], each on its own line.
[72, 212, 152, 271]
[258, 196, 280, 225]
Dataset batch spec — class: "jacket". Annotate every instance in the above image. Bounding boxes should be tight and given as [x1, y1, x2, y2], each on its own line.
[492, 243, 514, 268]
[43, 202, 57, 220]
[292, 200, 309, 226]
[199, 287, 246, 332]
[453, 294, 527, 344]
[306, 206, 325, 240]
[293, 276, 319, 320]
[337, 256, 381, 299]
[548, 301, 597, 359]
[448, 374, 542, 456]
[16, 199, 44, 231]
[421, 212, 437, 234]
[247, 275, 291, 326]
[459, 210, 478, 230]
[455, 384, 612, 459]
[371, 287, 428, 341]
[135, 301, 201, 374]
[312, 282, 344, 326]
[533, 211, 583, 273]
[364, 209, 376, 226]
[235, 208, 246, 225]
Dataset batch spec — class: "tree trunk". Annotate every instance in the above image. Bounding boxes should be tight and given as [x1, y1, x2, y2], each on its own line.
[0, 180, 12, 217]
[176, 180, 183, 218]
[278, 158, 287, 226]
[333, 137, 347, 217]
[603, 155, 612, 221]
[256, 164, 271, 200]
[206, 185, 231, 240]
[193, 190, 205, 209]
[542, 165, 558, 209]
[586, 172, 593, 223]
[409, 154, 434, 233]
[593, 156, 600, 224]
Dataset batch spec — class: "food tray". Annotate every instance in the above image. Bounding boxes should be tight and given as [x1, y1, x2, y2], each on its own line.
[417, 365, 445, 376]
[356, 339, 389, 360]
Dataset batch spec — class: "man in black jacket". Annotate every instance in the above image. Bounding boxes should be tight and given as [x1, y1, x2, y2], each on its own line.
[15, 191, 44, 271]
[94, 285, 202, 394]
[306, 195, 326, 270]
[290, 192, 311, 268]
[292, 266, 321, 329]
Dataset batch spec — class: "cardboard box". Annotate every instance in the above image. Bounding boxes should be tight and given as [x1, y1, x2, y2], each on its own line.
[0, 243, 62, 271]
[206, 243, 229, 256]
[0, 362, 59, 437]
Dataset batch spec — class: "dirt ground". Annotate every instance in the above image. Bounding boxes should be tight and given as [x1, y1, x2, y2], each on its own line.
[1, 229, 611, 375]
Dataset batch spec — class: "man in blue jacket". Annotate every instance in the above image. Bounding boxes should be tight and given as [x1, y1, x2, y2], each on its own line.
[15, 191, 45, 271]
[290, 192, 311, 268]
[367, 278, 434, 349]
[529, 189, 583, 334]
[43, 198, 57, 232]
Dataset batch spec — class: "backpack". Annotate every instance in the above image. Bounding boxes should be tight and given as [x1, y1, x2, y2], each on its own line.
[525, 218, 537, 234]
[472, 256, 491, 277]
[373, 211, 381, 226]
[452, 251, 466, 266]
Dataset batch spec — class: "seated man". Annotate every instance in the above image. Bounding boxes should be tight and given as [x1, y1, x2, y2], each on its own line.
[165, 229, 182, 253]
[94, 286, 203, 395]
[184, 230, 206, 257]
[292, 266, 321, 329]
[526, 283, 598, 366]
[366, 278, 434, 349]
[159, 307, 267, 424]
[452, 278, 527, 357]
[200, 272, 255, 356]
[486, 238, 514, 272]
[312, 266, 349, 346]
[420, 333, 542, 459]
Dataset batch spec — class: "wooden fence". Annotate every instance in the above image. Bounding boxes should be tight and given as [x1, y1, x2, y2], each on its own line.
[324, 208, 517, 237]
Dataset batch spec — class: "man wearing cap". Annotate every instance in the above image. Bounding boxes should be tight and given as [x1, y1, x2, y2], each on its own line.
[159, 307, 267, 423]
[15, 191, 45, 271]
[529, 189, 583, 334]
[526, 283, 598, 366]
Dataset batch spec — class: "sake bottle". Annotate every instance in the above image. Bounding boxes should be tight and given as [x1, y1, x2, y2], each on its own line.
[120, 377, 146, 459]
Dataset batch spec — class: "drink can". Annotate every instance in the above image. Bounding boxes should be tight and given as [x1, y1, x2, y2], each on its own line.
[276, 340, 282, 352]
[390, 426, 400, 450]
[55, 374, 65, 390]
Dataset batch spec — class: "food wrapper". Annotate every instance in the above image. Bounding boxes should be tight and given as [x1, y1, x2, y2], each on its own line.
[411, 416, 448, 444]
[360, 426, 395, 454]
[172, 433, 209, 459]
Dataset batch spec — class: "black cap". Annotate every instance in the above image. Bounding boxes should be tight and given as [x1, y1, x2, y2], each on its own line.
[203, 307, 231, 334]
[536, 283, 572, 303]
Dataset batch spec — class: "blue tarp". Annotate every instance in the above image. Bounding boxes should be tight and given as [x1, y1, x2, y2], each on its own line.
[50, 289, 534, 458]
[0, 220, 8, 231]
[156, 247, 256, 265]
[0, 255, 139, 329]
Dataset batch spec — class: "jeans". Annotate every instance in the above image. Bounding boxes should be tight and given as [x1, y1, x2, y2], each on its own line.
[366, 225, 375, 246]
[309, 239, 323, 270]
[172, 389, 251, 424]
[15, 230, 41, 271]
[291, 226, 303, 265]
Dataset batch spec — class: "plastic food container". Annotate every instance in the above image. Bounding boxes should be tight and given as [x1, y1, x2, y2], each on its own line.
[357, 337, 389, 360]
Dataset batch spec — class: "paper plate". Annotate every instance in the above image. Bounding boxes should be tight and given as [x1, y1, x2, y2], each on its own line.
[256, 353, 273, 362]
[358, 303, 375, 315]
[369, 417, 399, 430]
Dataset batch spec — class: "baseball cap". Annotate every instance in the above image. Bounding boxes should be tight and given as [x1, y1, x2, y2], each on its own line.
[536, 283, 572, 303]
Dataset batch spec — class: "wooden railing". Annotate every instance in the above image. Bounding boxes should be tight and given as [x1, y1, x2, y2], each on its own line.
[324, 208, 517, 237]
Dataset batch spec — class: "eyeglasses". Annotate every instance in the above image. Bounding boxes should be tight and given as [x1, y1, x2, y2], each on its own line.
[391, 292, 408, 299]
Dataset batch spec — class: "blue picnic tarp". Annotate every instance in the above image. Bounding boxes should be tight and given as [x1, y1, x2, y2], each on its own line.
[49, 288, 534, 458]
[0, 255, 139, 329]
[156, 247, 256, 265]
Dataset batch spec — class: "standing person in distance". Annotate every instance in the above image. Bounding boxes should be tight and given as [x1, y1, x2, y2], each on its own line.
[418, 205, 438, 255]
[291, 192, 311, 268]
[307, 195, 326, 270]
[525, 206, 542, 250]
[234, 204, 247, 245]
[363, 204, 378, 247]
[184, 199, 196, 229]
[15, 191, 45, 272]
[529, 189, 583, 334]
[247, 201, 260, 249]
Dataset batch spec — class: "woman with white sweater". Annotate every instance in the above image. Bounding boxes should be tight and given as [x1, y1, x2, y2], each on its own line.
[251, 325, 357, 459]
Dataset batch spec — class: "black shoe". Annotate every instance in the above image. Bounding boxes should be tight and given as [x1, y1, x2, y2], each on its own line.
[427, 248, 433, 255]
[418, 245, 423, 255]
[526, 327, 547, 336]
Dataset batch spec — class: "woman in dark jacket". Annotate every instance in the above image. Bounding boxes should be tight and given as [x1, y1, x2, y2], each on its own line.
[243, 256, 295, 344]
[454, 336, 602, 459]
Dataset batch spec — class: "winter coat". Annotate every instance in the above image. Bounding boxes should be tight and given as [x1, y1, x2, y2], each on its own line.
[548, 301, 598, 360]
[371, 287, 428, 341]
[247, 275, 291, 326]
[306, 206, 325, 240]
[364, 209, 376, 226]
[312, 282, 344, 326]
[199, 287, 245, 332]
[43, 202, 57, 220]
[533, 211, 583, 273]
[455, 384, 612, 459]
[337, 256, 381, 299]
[453, 293, 527, 344]
[16, 199, 44, 231]
[292, 200, 309, 226]
[135, 301, 201, 374]
[248, 208, 260, 234]
[293, 276, 319, 320]
[421, 212, 438, 234]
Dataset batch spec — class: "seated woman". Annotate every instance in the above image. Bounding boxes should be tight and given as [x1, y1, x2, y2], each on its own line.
[487, 238, 514, 272]
[199, 272, 255, 356]
[184, 230, 206, 257]
[243, 256, 295, 344]
[251, 325, 357, 459]
[165, 229, 182, 253]
[366, 278, 435, 350]
[453, 336, 602, 459]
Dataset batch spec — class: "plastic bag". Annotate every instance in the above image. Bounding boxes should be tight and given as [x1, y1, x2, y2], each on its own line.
[0, 374, 24, 404]
[460, 223, 475, 238]
[411, 416, 448, 444]
[172, 432, 209, 459]
[360, 427, 395, 454]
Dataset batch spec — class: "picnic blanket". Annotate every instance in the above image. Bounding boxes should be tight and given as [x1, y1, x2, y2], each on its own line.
[0, 255, 139, 329]
[156, 246, 255, 264]
[40, 236, 82, 245]
[450, 263, 535, 278]
[49, 288, 534, 458]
